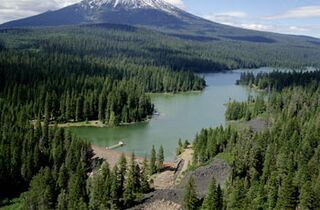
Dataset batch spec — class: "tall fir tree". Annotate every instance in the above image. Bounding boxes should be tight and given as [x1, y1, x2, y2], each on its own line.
[157, 145, 164, 172]
[201, 176, 223, 210]
[149, 145, 157, 175]
[183, 176, 198, 210]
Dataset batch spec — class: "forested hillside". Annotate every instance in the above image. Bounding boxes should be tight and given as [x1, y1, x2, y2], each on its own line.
[1, 20, 320, 210]
[0, 22, 205, 207]
[0, 104, 153, 209]
[188, 71, 320, 209]
[0, 25, 206, 127]
[1, 24, 320, 72]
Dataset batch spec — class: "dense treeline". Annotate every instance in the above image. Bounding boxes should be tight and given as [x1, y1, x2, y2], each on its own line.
[225, 96, 266, 121]
[0, 50, 204, 126]
[189, 72, 320, 209]
[237, 70, 320, 90]
[0, 25, 206, 126]
[0, 101, 93, 202]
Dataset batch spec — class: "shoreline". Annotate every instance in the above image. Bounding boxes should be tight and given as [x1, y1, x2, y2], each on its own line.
[91, 144, 176, 169]
[55, 118, 151, 128]
[148, 90, 202, 97]
[31, 117, 152, 129]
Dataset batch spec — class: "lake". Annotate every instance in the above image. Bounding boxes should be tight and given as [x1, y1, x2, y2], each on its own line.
[70, 68, 268, 160]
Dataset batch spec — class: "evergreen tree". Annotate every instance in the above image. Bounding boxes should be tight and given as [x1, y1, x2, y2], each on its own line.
[183, 176, 198, 210]
[124, 153, 140, 207]
[111, 165, 121, 208]
[299, 181, 315, 210]
[276, 174, 298, 209]
[201, 176, 223, 210]
[56, 190, 68, 210]
[149, 145, 157, 175]
[25, 167, 54, 210]
[157, 145, 164, 172]
[140, 156, 150, 193]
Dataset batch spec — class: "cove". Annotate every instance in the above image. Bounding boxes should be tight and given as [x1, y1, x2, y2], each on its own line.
[70, 68, 270, 160]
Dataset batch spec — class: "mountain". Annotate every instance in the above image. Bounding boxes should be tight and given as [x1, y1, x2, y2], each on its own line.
[0, 0, 319, 70]
[2, 0, 320, 43]
[0, 0, 213, 28]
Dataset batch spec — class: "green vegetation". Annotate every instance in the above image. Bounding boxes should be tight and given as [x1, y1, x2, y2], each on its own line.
[1, 21, 320, 210]
[225, 95, 266, 121]
[183, 176, 199, 210]
[188, 70, 320, 209]
[237, 70, 320, 90]
[148, 145, 165, 175]
[201, 176, 223, 210]
[0, 108, 153, 209]
[0, 25, 202, 209]
[1, 24, 320, 74]
[0, 25, 206, 129]
[176, 139, 190, 155]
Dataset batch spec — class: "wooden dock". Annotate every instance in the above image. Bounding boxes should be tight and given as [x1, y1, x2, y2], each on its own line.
[106, 141, 125, 150]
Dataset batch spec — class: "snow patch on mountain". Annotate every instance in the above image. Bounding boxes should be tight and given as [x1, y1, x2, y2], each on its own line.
[80, 0, 180, 16]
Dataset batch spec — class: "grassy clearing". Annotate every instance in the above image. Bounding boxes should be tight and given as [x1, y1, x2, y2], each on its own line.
[216, 152, 234, 165]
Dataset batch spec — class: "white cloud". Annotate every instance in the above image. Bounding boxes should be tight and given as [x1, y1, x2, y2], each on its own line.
[266, 6, 320, 20]
[202, 11, 320, 37]
[239, 23, 312, 34]
[203, 11, 247, 25]
[0, 0, 80, 23]
[240, 23, 271, 31]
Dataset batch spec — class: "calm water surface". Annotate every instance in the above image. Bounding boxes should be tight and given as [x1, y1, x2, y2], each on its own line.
[71, 68, 270, 160]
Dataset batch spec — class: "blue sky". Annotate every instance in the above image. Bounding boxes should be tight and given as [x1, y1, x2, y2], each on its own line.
[0, 0, 319, 37]
[180, 0, 320, 37]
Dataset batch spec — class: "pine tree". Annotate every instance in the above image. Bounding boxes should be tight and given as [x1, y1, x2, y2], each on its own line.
[57, 163, 68, 190]
[216, 185, 223, 210]
[149, 145, 157, 175]
[112, 153, 127, 207]
[314, 174, 320, 209]
[157, 145, 164, 172]
[108, 111, 117, 127]
[111, 165, 121, 208]
[56, 190, 68, 210]
[25, 167, 54, 210]
[276, 174, 298, 209]
[141, 156, 150, 193]
[88, 161, 112, 210]
[201, 176, 223, 210]
[183, 176, 198, 210]
[124, 153, 137, 207]
[299, 181, 315, 210]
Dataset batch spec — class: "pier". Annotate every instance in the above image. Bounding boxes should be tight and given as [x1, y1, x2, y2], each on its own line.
[106, 141, 125, 150]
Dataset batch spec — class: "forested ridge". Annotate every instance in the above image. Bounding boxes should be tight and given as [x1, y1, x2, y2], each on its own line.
[186, 71, 320, 209]
[1, 24, 320, 72]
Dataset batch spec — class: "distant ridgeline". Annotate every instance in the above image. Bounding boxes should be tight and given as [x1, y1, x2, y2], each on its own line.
[1, 25, 320, 72]
[190, 70, 320, 209]
[237, 70, 320, 90]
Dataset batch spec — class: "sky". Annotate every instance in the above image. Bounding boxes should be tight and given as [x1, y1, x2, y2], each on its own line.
[0, 0, 319, 38]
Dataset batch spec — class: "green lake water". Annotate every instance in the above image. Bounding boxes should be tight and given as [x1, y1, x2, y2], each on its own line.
[71, 68, 270, 160]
